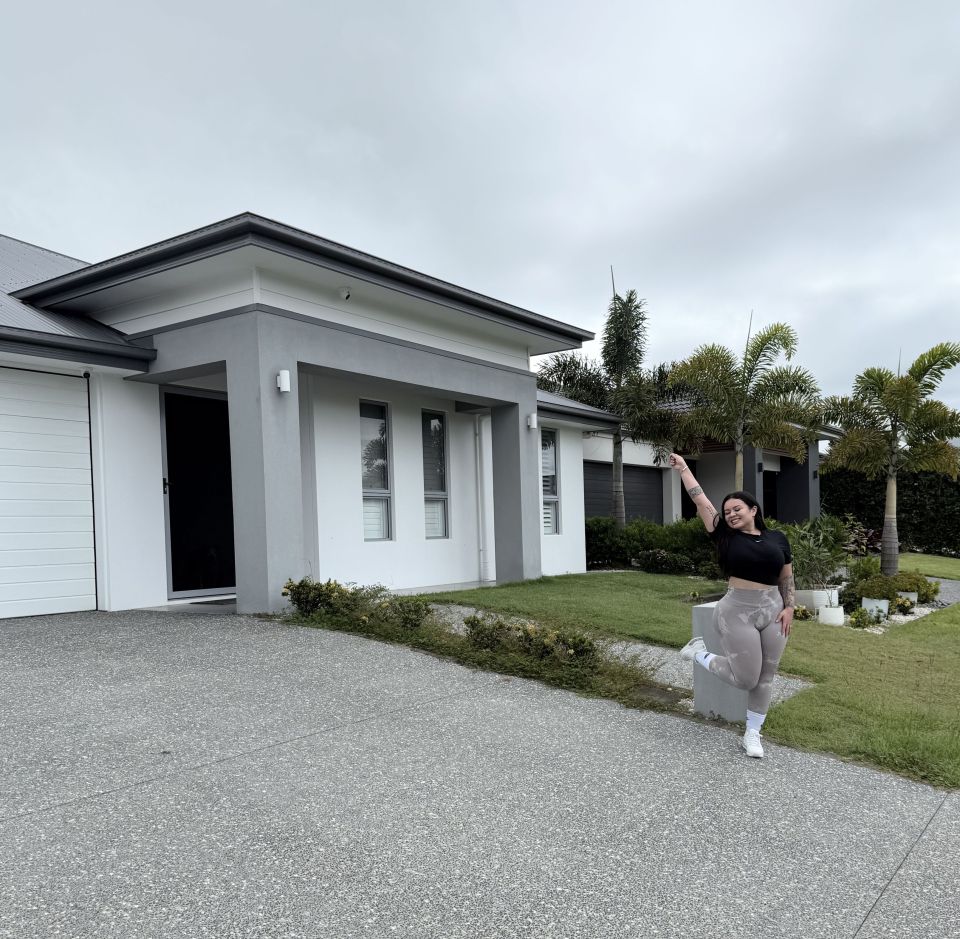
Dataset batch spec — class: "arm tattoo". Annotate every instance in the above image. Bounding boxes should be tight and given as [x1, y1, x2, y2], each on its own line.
[687, 485, 704, 498]
[779, 574, 796, 608]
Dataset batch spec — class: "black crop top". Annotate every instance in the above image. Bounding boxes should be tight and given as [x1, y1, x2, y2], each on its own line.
[710, 528, 792, 585]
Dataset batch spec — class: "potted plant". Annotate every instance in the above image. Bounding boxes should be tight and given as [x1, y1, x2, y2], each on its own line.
[852, 575, 899, 619]
[784, 519, 846, 613]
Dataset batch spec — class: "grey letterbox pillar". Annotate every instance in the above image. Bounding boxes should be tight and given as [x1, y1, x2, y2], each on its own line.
[692, 601, 747, 722]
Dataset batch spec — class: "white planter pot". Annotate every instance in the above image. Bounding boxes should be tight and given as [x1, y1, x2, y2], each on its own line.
[818, 606, 845, 626]
[861, 597, 889, 617]
[796, 588, 841, 612]
[897, 591, 919, 604]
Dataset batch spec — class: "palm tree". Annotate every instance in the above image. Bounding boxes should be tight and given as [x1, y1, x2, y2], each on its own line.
[667, 322, 822, 490]
[537, 290, 647, 526]
[822, 343, 960, 575]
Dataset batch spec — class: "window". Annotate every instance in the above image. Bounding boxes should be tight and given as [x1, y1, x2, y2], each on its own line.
[422, 410, 448, 538]
[360, 402, 391, 540]
[541, 428, 559, 534]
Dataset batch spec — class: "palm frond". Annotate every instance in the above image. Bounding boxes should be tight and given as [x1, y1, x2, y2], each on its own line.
[536, 352, 610, 410]
[602, 290, 648, 388]
[907, 342, 960, 398]
[742, 322, 798, 382]
[901, 440, 960, 478]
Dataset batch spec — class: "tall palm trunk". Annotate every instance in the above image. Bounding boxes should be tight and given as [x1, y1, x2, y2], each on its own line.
[612, 427, 626, 528]
[734, 448, 744, 491]
[881, 473, 899, 576]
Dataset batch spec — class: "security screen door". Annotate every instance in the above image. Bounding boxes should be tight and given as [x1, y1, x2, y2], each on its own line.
[161, 390, 236, 597]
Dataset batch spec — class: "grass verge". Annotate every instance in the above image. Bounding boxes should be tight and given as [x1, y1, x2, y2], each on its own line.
[425, 572, 960, 788]
[899, 552, 960, 580]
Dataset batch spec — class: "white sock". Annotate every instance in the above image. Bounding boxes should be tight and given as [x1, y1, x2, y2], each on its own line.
[694, 650, 715, 671]
[746, 710, 766, 734]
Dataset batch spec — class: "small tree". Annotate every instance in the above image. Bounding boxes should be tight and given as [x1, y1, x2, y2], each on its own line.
[822, 343, 960, 575]
[537, 290, 648, 527]
[667, 322, 822, 490]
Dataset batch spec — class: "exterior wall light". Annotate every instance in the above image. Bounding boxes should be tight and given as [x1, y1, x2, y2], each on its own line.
[527, 413, 538, 430]
[277, 370, 291, 393]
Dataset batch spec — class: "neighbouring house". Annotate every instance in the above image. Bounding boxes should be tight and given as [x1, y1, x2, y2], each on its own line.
[0, 215, 620, 619]
[583, 433, 833, 525]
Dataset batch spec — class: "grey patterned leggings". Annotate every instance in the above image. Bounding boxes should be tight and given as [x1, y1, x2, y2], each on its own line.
[708, 586, 789, 714]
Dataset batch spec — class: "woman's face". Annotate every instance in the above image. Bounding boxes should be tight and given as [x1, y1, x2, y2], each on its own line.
[723, 498, 757, 530]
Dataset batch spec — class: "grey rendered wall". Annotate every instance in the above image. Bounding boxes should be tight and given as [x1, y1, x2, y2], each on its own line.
[143, 307, 543, 611]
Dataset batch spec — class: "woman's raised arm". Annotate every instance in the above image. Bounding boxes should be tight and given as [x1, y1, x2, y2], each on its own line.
[668, 453, 719, 533]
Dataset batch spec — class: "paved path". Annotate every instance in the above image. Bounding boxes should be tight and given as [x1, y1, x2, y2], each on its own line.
[0, 611, 957, 938]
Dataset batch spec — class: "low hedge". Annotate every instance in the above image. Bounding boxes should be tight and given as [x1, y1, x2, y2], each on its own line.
[586, 516, 715, 575]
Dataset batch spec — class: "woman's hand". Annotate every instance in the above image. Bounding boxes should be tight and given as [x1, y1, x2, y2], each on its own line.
[777, 606, 794, 637]
[668, 453, 688, 473]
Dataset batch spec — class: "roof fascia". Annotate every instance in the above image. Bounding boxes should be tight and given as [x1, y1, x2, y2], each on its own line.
[12, 215, 593, 346]
[0, 325, 155, 366]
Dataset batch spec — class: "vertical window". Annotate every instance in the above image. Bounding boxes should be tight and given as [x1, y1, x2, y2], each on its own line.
[422, 411, 448, 538]
[541, 428, 559, 534]
[360, 402, 391, 540]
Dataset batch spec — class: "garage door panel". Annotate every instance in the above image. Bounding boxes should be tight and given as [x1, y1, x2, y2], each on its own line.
[0, 578, 96, 603]
[0, 392, 90, 419]
[0, 515, 93, 533]
[0, 530, 94, 550]
[0, 593, 97, 617]
[0, 449, 90, 469]
[0, 562, 95, 585]
[0, 367, 96, 618]
[0, 413, 90, 437]
[0, 465, 92, 485]
[1, 481, 96, 502]
[0, 431, 90, 454]
[0, 500, 92, 517]
[0, 372, 86, 404]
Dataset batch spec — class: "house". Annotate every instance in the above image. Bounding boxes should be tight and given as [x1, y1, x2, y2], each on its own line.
[582, 433, 827, 524]
[0, 215, 620, 619]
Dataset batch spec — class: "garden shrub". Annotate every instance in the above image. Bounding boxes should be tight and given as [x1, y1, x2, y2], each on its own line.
[892, 571, 940, 604]
[846, 555, 881, 584]
[585, 518, 629, 567]
[847, 607, 876, 629]
[515, 623, 600, 669]
[585, 516, 714, 572]
[384, 595, 432, 630]
[633, 548, 695, 575]
[891, 596, 915, 615]
[464, 613, 512, 650]
[793, 604, 812, 621]
[842, 576, 900, 611]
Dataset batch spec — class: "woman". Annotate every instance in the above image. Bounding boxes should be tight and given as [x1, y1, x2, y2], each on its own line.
[669, 453, 794, 759]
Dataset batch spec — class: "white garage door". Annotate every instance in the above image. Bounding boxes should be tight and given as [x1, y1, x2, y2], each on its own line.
[0, 367, 96, 618]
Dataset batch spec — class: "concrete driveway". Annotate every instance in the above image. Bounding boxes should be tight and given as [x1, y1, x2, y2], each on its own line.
[0, 611, 956, 938]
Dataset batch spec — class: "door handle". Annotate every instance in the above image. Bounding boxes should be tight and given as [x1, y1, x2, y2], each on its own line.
[163, 477, 170, 494]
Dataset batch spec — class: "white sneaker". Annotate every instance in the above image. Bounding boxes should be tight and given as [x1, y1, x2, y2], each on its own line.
[680, 637, 707, 663]
[741, 728, 764, 758]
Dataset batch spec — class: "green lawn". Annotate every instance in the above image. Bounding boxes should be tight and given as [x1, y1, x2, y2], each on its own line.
[899, 552, 960, 580]
[424, 572, 960, 788]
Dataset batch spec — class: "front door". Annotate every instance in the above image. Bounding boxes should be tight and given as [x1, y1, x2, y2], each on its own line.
[162, 389, 236, 597]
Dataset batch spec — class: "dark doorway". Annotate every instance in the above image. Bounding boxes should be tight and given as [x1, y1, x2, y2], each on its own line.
[762, 471, 779, 521]
[163, 391, 236, 595]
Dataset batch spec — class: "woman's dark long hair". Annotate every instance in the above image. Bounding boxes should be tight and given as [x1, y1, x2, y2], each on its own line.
[712, 490, 766, 575]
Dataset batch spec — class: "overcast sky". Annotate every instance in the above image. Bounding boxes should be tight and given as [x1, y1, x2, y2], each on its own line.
[3, 0, 959, 409]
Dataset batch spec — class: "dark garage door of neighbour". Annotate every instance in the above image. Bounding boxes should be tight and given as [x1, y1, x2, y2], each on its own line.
[584, 461, 663, 524]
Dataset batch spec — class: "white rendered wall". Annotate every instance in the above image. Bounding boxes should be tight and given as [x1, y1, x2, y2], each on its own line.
[582, 434, 659, 466]
[89, 373, 168, 610]
[692, 453, 735, 514]
[258, 270, 531, 371]
[308, 375, 486, 591]
[540, 424, 587, 576]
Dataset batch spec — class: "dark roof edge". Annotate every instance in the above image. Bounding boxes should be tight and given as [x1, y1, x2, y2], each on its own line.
[12, 213, 594, 344]
[0, 325, 156, 363]
[537, 401, 622, 427]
